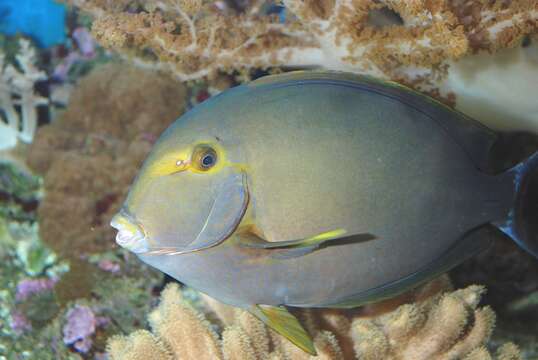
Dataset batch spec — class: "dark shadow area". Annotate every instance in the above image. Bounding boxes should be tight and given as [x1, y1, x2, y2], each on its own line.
[367, 6, 404, 28]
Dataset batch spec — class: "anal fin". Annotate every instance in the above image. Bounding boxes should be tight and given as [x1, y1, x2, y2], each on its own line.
[249, 304, 316, 355]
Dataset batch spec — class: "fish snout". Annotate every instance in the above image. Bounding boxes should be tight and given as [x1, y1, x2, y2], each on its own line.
[110, 210, 149, 254]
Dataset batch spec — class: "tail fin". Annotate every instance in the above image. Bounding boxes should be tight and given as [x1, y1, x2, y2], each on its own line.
[497, 151, 538, 257]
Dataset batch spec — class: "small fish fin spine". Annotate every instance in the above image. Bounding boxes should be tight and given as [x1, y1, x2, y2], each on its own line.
[497, 151, 538, 258]
[249, 305, 317, 355]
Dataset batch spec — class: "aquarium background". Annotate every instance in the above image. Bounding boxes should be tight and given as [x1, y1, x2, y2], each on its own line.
[0, 1, 537, 359]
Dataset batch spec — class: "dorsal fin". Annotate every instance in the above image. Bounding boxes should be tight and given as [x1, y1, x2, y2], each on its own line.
[250, 71, 499, 172]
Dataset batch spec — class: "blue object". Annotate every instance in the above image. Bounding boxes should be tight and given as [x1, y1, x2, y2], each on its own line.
[0, 0, 66, 48]
[266, 4, 287, 23]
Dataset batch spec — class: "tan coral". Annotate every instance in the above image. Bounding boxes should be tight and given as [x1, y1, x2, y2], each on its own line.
[149, 284, 224, 359]
[107, 276, 522, 360]
[82, 0, 319, 81]
[108, 330, 173, 360]
[64, 0, 538, 133]
[66, 0, 536, 83]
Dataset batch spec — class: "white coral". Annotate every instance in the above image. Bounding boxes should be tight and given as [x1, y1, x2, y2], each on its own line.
[0, 39, 48, 150]
[442, 40, 538, 133]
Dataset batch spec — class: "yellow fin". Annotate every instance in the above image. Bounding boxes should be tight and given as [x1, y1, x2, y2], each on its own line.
[238, 229, 375, 259]
[250, 305, 316, 355]
[301, 228, 347, 247]
[256, 228, 347, 249]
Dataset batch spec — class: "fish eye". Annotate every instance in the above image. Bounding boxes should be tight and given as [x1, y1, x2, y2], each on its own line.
[202, 153, 216, 168]
[193, 145, 218, 171]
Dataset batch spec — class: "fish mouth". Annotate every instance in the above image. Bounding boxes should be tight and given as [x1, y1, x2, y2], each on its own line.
[110, 209, 149, 254]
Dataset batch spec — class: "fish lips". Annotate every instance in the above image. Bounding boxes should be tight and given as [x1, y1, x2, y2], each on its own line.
[110, 209, 149, 254]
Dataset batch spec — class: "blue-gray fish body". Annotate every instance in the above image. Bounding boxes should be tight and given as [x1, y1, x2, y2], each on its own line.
[112, 71, 538, 354]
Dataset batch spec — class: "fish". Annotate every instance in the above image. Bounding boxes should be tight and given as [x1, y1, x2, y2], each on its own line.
[111, 71, 538, 355]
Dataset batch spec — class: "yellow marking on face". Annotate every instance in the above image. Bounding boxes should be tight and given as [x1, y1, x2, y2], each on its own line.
[147, 148, 193, 177]
[147, 141, 250, 178]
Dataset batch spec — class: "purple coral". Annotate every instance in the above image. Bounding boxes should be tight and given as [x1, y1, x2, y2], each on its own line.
[63, 305, 96, 353]
[15, 278, 57, 302]
[10, 309, 32, 335]
[74, 336, 93, 353]
[72, 27, 96, 58]
[52, 27, 97, 81]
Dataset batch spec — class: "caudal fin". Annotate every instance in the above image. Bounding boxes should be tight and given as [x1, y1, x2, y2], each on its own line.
[498, 151, 538, 257]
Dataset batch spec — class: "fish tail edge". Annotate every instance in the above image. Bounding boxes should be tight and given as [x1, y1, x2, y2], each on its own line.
[497, 151, 538, 258]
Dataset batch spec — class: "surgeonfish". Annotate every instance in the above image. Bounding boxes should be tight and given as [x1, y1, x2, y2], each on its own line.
[111, 71, 538, 355]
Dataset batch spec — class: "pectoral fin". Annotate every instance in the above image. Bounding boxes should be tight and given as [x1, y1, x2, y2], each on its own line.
[260, 229, 347, 249]
[249, 305, 316, 355]
[239, 228, 375, 258]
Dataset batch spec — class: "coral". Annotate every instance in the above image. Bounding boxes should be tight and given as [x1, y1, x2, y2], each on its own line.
[65, 0, 538, 132]
[63, 305, 97, 352]
[52, 27, 98, 82]
[14, 224, 57, 277]
[440, 37, 538, 133]
[15, 278, 57, 301]
[67, 0, 536, 82]
[452, 235, 538, 310]
[0, 218, 67, 358]
[97, 259, 121, 273]
[0, 161, 41, 222]
[107, 276, 522, 360]
[9, 309, 33, 335]
[15, 281, 60, 329]
[27, 62, 188, 258]
[63, 304, 110, 353]
[0, 133, 163, 357]
[0, 216, 163, 357]
[0, 38, 49, 150]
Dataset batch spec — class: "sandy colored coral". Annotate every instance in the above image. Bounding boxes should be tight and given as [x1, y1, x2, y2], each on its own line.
[63, 0, 538, 133]
[26, 63, 187, 258]
[66, 0, 536, 82]
[107, 276, 522, 360]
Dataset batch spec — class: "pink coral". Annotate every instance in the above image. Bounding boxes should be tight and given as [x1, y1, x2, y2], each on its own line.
[15, 278, 57, 302]
[98, 259, 121, 273]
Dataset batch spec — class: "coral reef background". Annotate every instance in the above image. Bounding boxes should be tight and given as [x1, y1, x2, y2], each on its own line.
[1, 1, 537, 359]
[66, 0, 538, 132]
[108, 277, 522, 360]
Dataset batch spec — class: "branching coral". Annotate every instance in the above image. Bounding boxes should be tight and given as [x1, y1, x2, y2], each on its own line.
[64, 0, 538, 132]
[26, 62, 187, 258]
[80, 0, 319, 81]
[66, 0, 536, 82]
[0, 39, 48, 150]
[107, 276, 522, 360]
